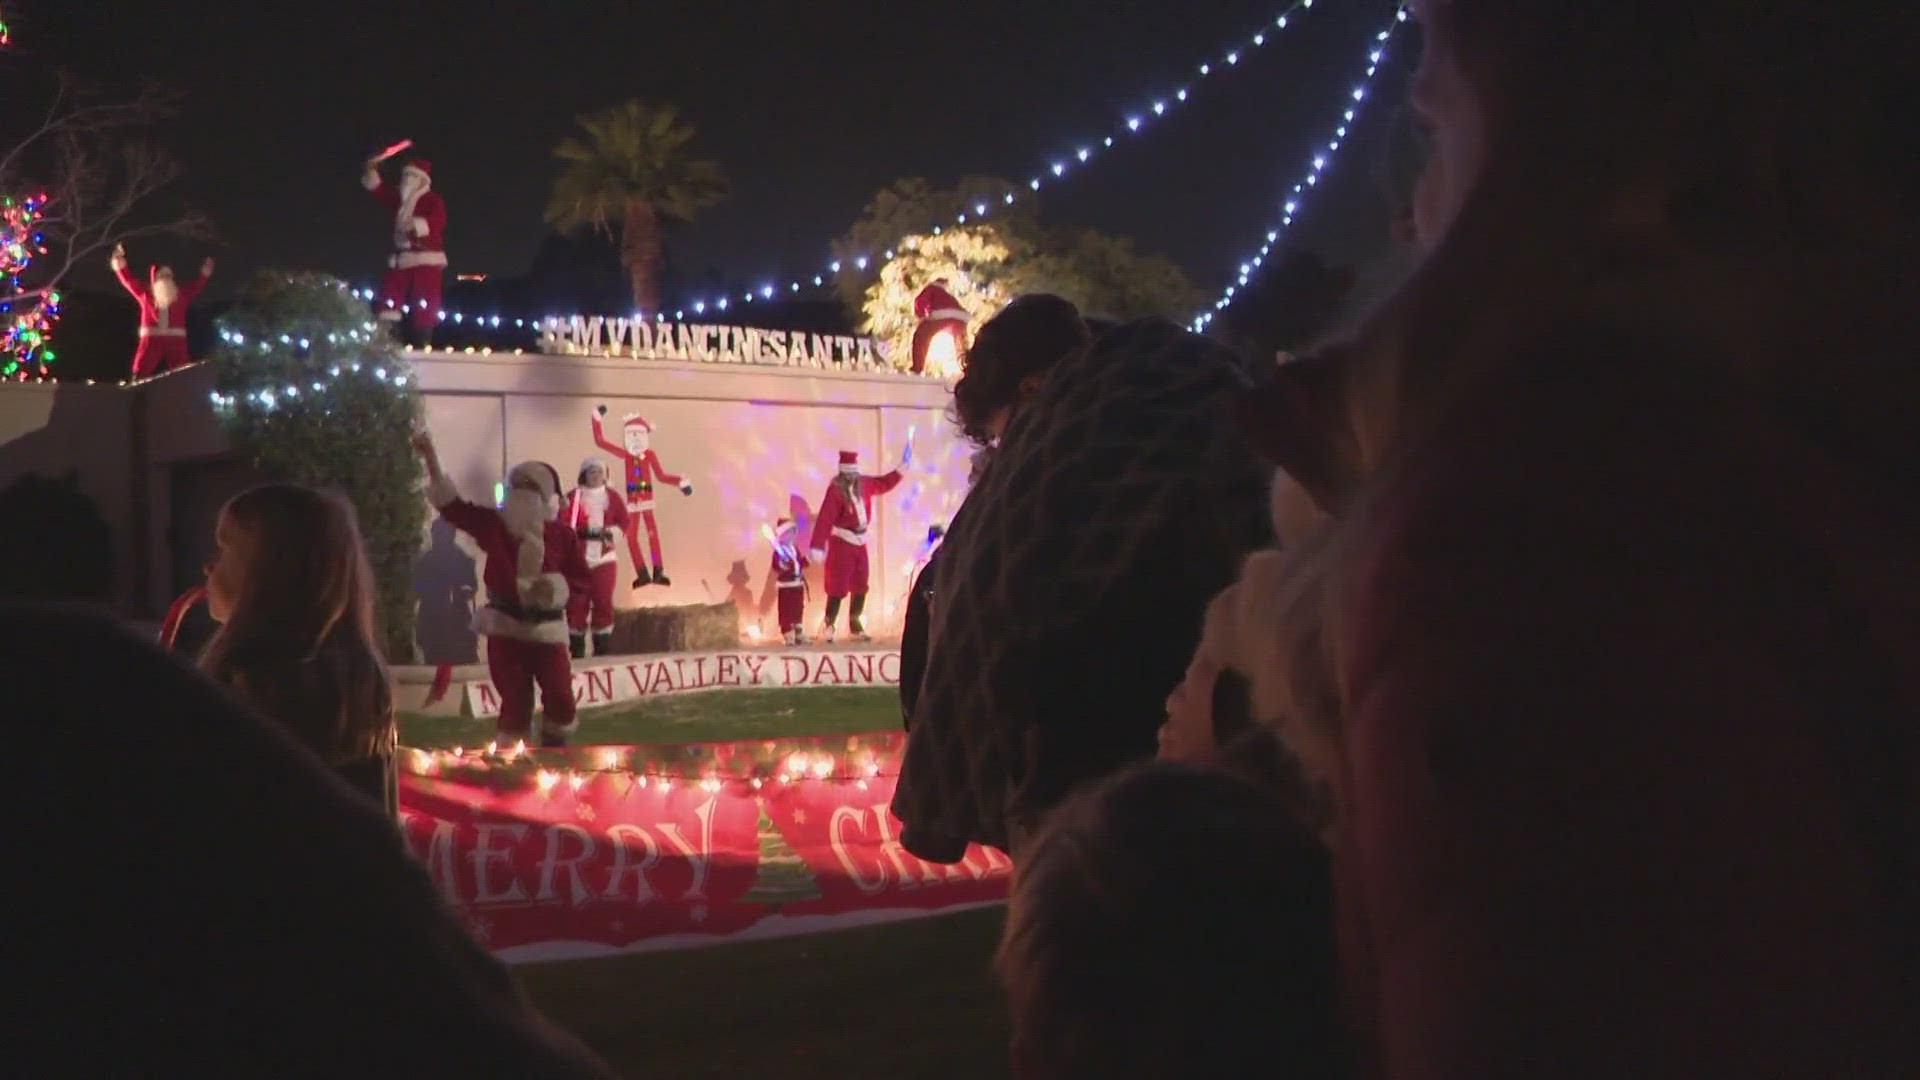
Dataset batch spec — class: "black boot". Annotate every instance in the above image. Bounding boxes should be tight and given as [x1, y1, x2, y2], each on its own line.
[632, 563, 652, 590]
[650, 564, 672, 587]
[850, 593, 871, 641]
[592, 631, 614, 657]
[568, 632, 587, 660]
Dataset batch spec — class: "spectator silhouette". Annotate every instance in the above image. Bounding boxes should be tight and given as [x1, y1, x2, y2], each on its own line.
[412, 517, 479, 665]
[0, 471, 114, 604]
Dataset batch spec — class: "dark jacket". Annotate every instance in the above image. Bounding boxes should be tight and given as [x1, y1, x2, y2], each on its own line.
[891, 319, 1275, 861]
[4, 606, 614, 1078]
[221, 654, 398, 817]
[898, 546, 943, 731]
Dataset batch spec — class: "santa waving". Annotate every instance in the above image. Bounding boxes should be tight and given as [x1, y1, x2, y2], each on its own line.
[363, 154, 447, 348]
[809, 446, 907, 642]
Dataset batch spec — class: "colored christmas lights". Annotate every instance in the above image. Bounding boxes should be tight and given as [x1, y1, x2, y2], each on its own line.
[1192, 5, 1410, 331]
[1, 194, 60, 378]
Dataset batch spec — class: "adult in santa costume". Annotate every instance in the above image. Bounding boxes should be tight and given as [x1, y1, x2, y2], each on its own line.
[110, 243, 212, 379]
[413, 431, 589, 747]
[363, 157, 447, 348]
[911, 278, 971, 375]
[809, 447, 906, 642]
[590, 404, 694, 588]
[769, 517, 809, 645]
[561, 457, 628, 659]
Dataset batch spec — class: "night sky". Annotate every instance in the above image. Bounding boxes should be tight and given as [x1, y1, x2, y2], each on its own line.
[16, 0, 1417, 308]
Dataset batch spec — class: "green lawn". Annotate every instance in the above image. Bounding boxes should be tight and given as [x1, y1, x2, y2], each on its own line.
[399, 686, 902, 749]
[518, 904, 1010, 1079]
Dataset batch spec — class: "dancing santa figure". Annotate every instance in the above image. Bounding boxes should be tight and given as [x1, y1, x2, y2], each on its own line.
[111, 244, 212, 379]
[770, 517, 809, 645]
[413, 432, 589, 747]
[590, 405, 694, 588]
[561, 457, 629, 659]
[910, 279, 970, 375]
[363, 156, 447, 348]
[809, 446, 907, 642]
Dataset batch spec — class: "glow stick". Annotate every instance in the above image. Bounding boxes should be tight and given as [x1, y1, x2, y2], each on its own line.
[369, 138, 413, 164]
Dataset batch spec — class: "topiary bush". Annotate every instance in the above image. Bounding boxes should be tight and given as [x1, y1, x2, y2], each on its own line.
[207, 271, 425, 660]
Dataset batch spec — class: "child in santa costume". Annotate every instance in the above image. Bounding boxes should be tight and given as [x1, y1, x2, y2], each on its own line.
[590, 405, 694, 588]
[809, 447, 907, 642]
[561, 456, 628, 659]
[769, 517, 809, 645]
[413, 431, 589, 747]
[911, 279, 970, 375]
[110, 244, 212, 379]
[363, 157, 447, 348]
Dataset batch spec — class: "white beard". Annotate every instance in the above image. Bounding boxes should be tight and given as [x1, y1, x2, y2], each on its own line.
[399, 176, 427, 203]
[502, 490, 549, 535]
[151, 279, 179, 309]
[625, 438, 649, 455]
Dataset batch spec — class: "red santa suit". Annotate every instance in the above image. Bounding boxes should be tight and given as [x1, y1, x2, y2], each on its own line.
[590, 409, 693, 587]
[770, 518, 809, 642]
[560, 458, 629, 656]
[364, 159, 447, 338]
[809, 451, 903, 637]
[911, 281, 970, 375]
[427, 461, 589, 745]
[112, 260, 206, 378]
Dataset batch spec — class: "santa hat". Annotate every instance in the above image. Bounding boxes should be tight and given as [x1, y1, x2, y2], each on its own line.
[508, 460, 563, 509]
[837, 450, 859, 468]
[578, 456, 608, 484]
[402, 159, 432, 186]
[773, 515, 796, 536]
[623, 413, 654, 434]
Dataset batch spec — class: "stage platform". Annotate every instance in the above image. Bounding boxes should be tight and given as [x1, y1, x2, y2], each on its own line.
[395, 639, 903, 718]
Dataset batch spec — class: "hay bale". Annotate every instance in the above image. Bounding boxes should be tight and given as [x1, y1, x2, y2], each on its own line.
[607, 602, 739, 655]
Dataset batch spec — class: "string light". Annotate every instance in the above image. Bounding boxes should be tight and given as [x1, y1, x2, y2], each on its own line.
[1193, 4, 1410, 331]
[400, 737, 903, 789]
[209, 281, 415, 414]
[366, 0, 1325, 326]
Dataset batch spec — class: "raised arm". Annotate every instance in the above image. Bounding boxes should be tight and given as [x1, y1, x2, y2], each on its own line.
[109, 246, 146, 299]
[867, 469, 904, 497]
[589, 408, 627, 461]
[412, 431, 502, 544]
[363, 165, 400, 211]
[178, 258, 213, 305]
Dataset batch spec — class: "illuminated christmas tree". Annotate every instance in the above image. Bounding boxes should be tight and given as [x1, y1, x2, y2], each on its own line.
[1, 193, 60, 377]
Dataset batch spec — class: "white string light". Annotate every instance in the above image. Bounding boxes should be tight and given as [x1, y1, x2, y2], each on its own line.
[1192, 4, 1409, 331]
[357, 0, 1328, 326]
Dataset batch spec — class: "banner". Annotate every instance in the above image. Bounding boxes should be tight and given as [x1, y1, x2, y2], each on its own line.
[398, 733, 1007, 958]
[464, 648, 900, 719]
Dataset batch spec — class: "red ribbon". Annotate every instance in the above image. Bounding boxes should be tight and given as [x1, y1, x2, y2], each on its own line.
[158, 585, 207, 650]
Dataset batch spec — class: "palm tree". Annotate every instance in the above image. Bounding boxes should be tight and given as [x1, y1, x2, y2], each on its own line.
[545, 100, 729, 314]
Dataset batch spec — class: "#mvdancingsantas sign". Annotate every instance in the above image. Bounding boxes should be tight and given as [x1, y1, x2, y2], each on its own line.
[541, 315, 895, 373]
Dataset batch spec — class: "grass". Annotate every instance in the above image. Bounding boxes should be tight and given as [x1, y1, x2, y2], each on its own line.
[517, 906, 1011, 1079]
[398, 686, 902, 749]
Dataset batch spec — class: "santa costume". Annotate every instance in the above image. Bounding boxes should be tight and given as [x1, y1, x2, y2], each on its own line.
[427, 460, 589, 747]
[111, 253, 207, 379]
[769, 517, 809, 645]
[809, 450, 903, 641]
[561, 456, 629, 659]
[590, 407, 693, 588]
[910, 280, 970, 375]
[363, 158, 447, 347]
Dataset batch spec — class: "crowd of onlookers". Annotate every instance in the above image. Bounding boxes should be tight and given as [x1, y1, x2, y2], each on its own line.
[6, 1, 1918, 1075]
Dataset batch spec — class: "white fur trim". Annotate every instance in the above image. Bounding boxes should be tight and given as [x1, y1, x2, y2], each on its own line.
[923, 307, 970, 322]
[519, 571, 569, 611]
[426, 473, 461, 508]
[362, 170, 380, 191]
[395, 249, 448, 269]
[515, 531, 546, 584]
[472, 607, 571, 646]
[411, 216, 430, 237]
[402, 164, 431, 187]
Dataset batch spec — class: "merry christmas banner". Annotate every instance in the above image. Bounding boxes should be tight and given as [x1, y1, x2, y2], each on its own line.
[463, 648, 900, 719]
[397, 732, 1007, 959]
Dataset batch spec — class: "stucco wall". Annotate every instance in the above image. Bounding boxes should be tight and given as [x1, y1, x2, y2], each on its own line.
[0, 349, 968, 636]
